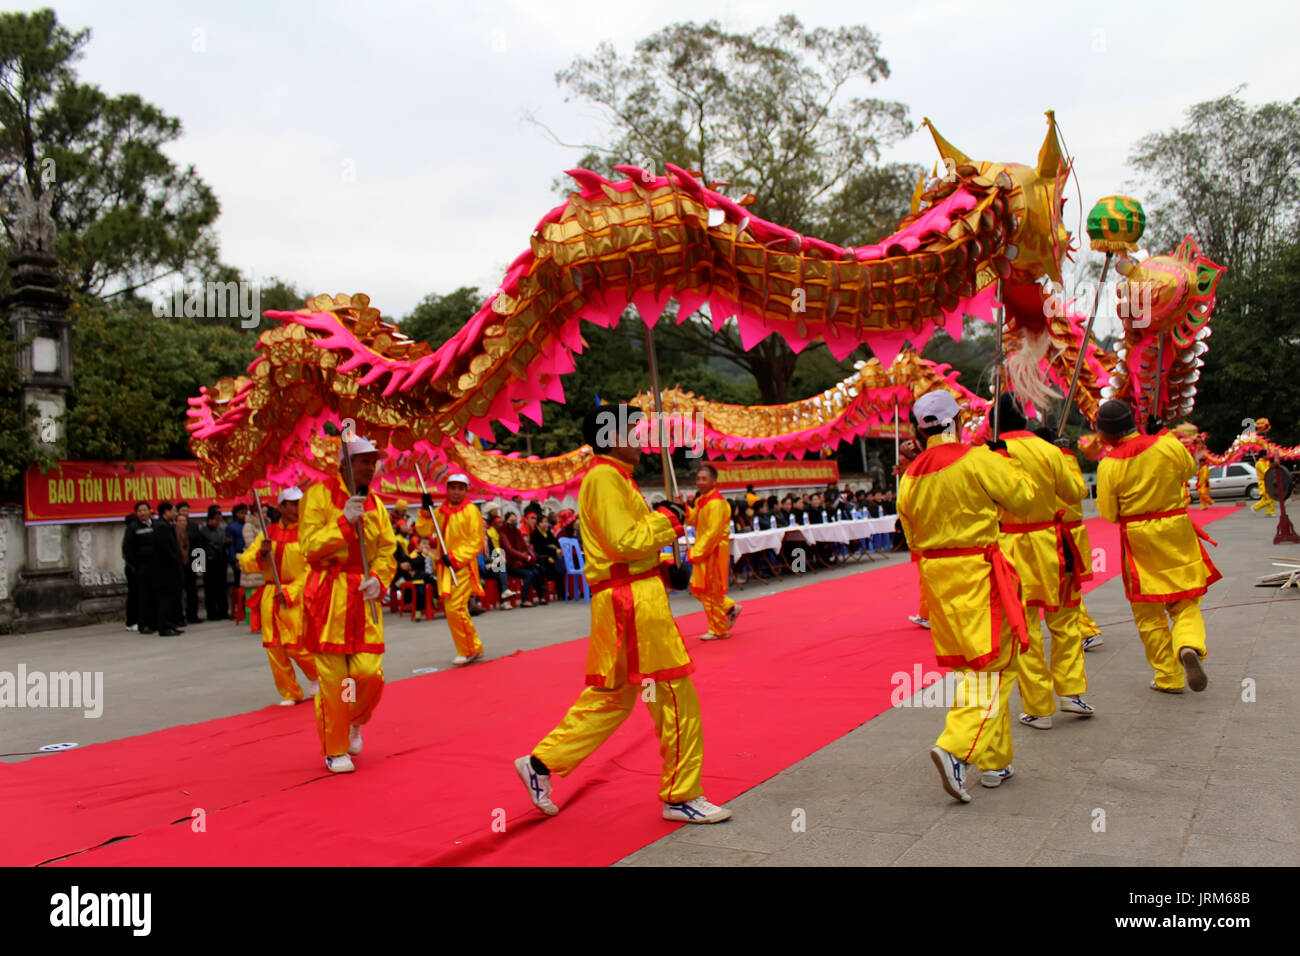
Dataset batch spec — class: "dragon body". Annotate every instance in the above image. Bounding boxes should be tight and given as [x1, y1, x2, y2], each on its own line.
[188, 113, 1224, 495]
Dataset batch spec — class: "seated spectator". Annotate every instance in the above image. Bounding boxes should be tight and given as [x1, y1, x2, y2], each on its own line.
[531, 515, 566, 600]
[753, 498, 772, 531]
[485, 513, 517, 602]
[500, 511, 544, 607]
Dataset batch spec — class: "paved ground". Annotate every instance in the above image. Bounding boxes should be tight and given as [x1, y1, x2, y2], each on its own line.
[0, 533, 909, 759]
[5, 502, 1296, 868]
[619, 503, 1300, 866]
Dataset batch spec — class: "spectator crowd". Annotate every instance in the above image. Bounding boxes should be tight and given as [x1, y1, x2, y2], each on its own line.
[120, 480, 898, 631]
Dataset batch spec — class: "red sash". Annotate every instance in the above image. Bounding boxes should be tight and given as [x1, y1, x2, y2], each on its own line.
[919, 542, 1029, 656]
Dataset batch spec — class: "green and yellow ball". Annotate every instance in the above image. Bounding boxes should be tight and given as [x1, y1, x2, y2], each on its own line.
[1087, 195, 1145, 253]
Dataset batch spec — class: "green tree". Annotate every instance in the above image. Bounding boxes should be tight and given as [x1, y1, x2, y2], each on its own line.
[1129, 91, 1300, 448]
[1129, 90, 1300, 281]
[63, 296, 256, 460]
[0, 8, 222, 299]
[546, 14, 920, 404]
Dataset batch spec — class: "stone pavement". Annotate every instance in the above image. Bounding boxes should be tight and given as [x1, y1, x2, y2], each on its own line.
[619, 504, 1300, 866]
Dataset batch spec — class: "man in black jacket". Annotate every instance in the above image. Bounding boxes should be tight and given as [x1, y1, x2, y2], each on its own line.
[191, 505, 230, 622]
[152, 501, 186, 636]
[122, 501, 156, 632]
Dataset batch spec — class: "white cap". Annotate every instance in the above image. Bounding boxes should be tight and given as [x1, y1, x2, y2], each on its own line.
[446, 473, 470, 486]
[912, 389, 960, 429]
[277, 487, 303, 505]
[340, 436, 378, 458]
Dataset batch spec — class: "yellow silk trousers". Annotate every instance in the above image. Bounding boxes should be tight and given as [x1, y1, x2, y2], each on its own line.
[313, 651, 384, 757]
[267, 644, 318, 702]
[1253, 493, 1275, 515]
[1131, 598, 1207, 690]
[1077, 598, 1100, 638]
[440, 575, 483, 657]
[936, 635, 1020, 772]
[1016, 606, 1088, 716]
[689, 549, 734, 636]
[533, 657, 704, 804]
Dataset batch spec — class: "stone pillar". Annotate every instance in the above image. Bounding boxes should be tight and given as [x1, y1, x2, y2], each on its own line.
[5, 238, 89, 630]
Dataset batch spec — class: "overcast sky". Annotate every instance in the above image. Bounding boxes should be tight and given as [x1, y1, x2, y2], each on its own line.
[18, 0, 1300, 339]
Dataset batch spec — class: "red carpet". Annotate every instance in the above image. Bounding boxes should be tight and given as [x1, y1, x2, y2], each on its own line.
[2, 510, 1236, 866]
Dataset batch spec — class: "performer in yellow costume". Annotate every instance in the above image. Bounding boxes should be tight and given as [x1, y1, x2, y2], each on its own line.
[1196, 458, 1214, 510]
[1095, 401, 1220, 694]
[1253, 456, 1276, 515]
[516, 405, 731, 824]
[897, 391, 1035, 803]
[1062, 443, 1103, 653]
[299, 436, 397, 773]
[686, 463, 740, 640]
[414, 473, 486, 666]
[239, 487, 318, 705]
[994, 398, 1091, 731]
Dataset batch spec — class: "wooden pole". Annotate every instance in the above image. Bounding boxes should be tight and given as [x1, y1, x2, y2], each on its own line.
[1057, 252, 1113, 437]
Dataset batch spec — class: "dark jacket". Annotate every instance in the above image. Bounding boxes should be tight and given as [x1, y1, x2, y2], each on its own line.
[123, 516, 155, 570]
[191, 520, 228, 565]
[499, 523, 536, 566]
[152, 517, 185, 582]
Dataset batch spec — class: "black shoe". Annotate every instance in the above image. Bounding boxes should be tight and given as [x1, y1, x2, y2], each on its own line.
[139, 626, 155, 634]
[158, 628, 181, 636]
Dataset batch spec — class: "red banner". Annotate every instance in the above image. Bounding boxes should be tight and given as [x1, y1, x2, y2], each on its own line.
[711, 459, 839, 491]
[24, 461, 284, 525]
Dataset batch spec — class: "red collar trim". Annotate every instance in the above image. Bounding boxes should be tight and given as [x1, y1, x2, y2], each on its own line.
[696, 489, 722, 507]
[906, 443, 972, 477]
[440, 499, 472, 516]
[268, 522, 298, 542]
[1000, 430, 1036, 441]
[591, 454, 633, 478]
[1105, 431, 1162, 460]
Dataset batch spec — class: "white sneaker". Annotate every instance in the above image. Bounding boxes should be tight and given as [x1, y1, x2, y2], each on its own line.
[125, 623, 139, 632]
[1060, 694, 1095, 717]
[929, 746, 972, 803]
[348, 725, 363, 756]
[699, 633, 728, 641]
[278, 699, 296, 707]
[1180, 647, 1208, 692]
[325, 754, 355, 773]
[303, 679, 319, 698]
[1019, 713, 1053, 730]
[1081, 635, 1103, 651]
[514, 755, 559, 816]
[1150, 680, 1185, 694]
[908, 615, 931, 629]
[981, 765, 1015, 788]
[727, 604, 743, 626]
[501, 589, 518, 600]
[452, 651, 483, 666]
[663, 796, 732, 823]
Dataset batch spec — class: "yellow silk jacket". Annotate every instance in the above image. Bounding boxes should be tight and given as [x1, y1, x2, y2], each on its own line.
[415, 501, 485, 597]
[997, 431, 1087, 610]
[1097, 432, 1221, 601]
[898, 434, 1035, 668]
[687, 490, 730, 595]
[299, 475, 397, 654]
[578, 455, 692, 687]
[238, 521, 308, 647]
